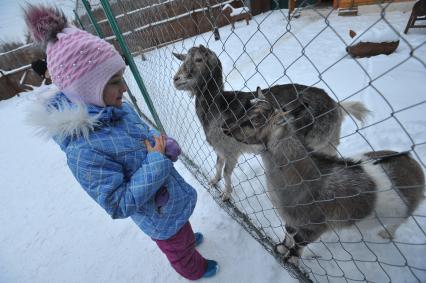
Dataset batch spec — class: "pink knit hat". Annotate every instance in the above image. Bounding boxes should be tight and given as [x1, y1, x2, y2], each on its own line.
[24, 4, 125, 107]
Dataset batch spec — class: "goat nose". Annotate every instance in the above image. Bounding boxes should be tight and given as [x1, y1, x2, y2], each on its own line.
[174, 75, 180, 82]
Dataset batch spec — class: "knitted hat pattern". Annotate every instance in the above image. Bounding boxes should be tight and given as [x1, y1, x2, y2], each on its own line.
[24, 4, 125, 106]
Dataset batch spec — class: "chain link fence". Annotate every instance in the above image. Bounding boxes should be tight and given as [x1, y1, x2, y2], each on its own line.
[75, 0, 426, 282]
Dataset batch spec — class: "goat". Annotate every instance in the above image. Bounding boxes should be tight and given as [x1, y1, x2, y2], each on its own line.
[172, 45, 369, 201]
[222, 87, 425, 264]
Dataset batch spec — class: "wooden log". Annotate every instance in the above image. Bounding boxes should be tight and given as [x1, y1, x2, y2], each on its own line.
[346, 41, 399, 58]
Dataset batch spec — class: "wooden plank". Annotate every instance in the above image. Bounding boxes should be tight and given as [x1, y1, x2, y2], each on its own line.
[337, 0, 412, 9]
[289, 0, 297, 17]
[338, 7, 359, 15]
[250, 0, 271, 16]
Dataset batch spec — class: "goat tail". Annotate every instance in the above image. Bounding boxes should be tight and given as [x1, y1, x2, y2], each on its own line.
[339, 101, 370, 125]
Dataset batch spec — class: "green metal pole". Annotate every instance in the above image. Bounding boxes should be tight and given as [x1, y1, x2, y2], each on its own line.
[99, 0, 165, 133]
[82, 0, 105, 38]
[73, 9, 86, 30]
[81, 0, 145, 128]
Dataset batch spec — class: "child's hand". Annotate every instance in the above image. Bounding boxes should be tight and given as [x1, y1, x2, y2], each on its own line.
[144, 135, 166, 154]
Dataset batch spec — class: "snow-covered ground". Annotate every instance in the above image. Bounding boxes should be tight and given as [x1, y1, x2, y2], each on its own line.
[123, 4, 426, 282]
[2, 3, 426, 283]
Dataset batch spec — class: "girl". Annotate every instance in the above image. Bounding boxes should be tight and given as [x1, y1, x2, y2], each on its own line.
[24, 4, 218, 280]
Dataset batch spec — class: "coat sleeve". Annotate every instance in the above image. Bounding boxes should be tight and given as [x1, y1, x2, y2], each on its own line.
[66, 146, 173, 219]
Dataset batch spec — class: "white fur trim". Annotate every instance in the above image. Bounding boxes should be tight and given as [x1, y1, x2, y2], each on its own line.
[26, 86, 100, 141]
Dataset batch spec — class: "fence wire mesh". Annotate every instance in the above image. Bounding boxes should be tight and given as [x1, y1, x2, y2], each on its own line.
[76, 0, 426, 282]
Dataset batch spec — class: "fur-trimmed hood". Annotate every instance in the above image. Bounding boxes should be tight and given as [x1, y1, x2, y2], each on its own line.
[27, 85, 127, 143]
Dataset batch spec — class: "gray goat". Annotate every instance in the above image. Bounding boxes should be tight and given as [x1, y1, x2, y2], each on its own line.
[222, 87, 425, 264]
[173, 45, 369, 201]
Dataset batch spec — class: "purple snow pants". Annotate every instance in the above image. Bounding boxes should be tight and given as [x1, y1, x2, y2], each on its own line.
[154, 222, 207, 280]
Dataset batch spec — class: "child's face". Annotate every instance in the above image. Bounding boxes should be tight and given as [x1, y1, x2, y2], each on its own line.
[103, 70, 127, 107]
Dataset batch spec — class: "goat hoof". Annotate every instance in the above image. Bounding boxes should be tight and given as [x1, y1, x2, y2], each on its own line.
[287, 256, 300, 266]
[209, 177, 220, 186]
[275, 244, 300, 266]
[275, 244, 291, 257]
[220, 191, 231, 202]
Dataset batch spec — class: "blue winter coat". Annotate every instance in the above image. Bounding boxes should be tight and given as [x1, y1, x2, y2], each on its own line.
[35, 91, 197, 240]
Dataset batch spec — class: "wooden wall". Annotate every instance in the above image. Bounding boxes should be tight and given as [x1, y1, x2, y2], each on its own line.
[333, 0, 413, 9]
[79, 0, 245, 53]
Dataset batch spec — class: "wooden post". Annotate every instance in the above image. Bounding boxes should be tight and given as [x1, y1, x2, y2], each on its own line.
[289, 0, 297, 18]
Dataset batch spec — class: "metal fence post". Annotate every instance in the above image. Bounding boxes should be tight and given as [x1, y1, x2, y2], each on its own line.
[73, 9, 86, 30]
[99, 0, 165, 133]
[206, 0, 220, 40]
[81, 0, 105, 38]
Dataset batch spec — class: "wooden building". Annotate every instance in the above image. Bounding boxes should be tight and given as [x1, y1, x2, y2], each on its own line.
[245, 0, 412, 15]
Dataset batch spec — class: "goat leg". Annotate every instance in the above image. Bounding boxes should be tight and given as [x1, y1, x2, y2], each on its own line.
[209, 154, 225, 186]
[220, 157, 238, 201]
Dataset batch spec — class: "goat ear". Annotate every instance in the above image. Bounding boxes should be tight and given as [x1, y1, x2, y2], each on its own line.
[199, 44, 207, 52]
[172, 52, 186, 61]
[256, 87, 265, 99]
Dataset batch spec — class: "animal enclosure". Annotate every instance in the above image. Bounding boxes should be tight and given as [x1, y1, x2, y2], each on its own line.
[75, 0, 426, 282]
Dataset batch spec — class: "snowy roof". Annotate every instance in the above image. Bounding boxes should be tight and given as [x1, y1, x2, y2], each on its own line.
[222, 3, 250, 16]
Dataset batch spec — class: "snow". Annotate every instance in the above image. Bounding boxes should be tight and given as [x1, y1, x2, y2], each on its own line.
[1, 4, 426, 283]
[0, 43, 33, 57]
[222, 4, 250, 16]
[0, 63, 32, 76]
[230, 7, 250, 17]
[352, 26, 401, 44]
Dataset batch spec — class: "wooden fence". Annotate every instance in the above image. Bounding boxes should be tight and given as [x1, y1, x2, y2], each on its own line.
[0, 43, 45, 100]
[77, 0, 246, 53]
